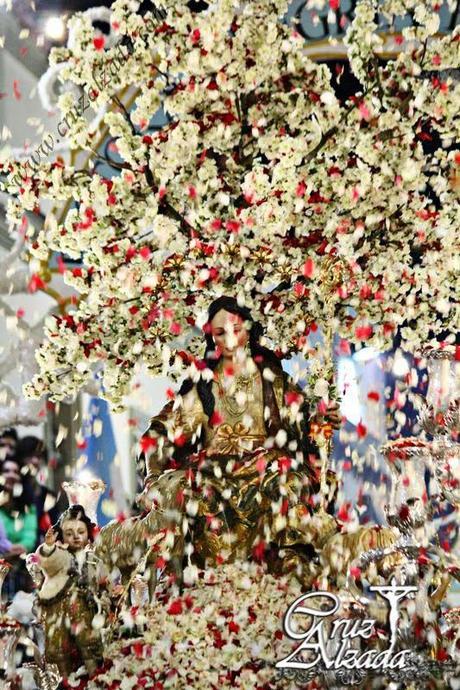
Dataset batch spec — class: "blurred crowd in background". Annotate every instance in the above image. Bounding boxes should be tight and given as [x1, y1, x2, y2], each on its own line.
[0, 429, 68, 599]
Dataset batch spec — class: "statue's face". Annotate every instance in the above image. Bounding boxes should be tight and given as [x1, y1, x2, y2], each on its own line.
[210, 309, 249, 358]
[61, 518, 89, 552]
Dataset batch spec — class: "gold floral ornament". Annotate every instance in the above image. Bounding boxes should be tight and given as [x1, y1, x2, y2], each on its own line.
[251, 245, 272, 264]
[162, 253, 185, 272]
[309, 420, 334, 442]
[211, 422, 265, 455]
[221, 243, 241, 261]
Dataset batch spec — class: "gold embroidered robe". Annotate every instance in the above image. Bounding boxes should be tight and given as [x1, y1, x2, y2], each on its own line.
[134, 363, 337, 582]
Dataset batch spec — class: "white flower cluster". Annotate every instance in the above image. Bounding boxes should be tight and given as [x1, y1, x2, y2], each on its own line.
[68, 560, 304, 689]
[0, 0, 458, 408]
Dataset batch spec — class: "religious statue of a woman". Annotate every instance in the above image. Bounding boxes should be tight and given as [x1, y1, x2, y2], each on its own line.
[129, 296, 341, 587]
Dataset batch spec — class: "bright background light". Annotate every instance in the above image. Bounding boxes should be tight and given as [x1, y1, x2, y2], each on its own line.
[353, 346, 380, 363]
[392, 349, 410, 377]
[44, 16, 66, 42]
[75, 468, 97, 484]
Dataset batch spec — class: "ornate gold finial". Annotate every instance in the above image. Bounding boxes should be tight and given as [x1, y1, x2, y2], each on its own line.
[61, 479, 106, 525]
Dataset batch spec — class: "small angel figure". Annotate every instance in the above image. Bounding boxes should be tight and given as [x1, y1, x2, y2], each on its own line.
[31, 504, 109, 678]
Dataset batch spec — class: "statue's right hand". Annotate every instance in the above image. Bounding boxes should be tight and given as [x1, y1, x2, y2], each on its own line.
[44, 528, 58, 547]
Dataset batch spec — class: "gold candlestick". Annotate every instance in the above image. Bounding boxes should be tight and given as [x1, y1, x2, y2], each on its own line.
[315, 255, 347, 511]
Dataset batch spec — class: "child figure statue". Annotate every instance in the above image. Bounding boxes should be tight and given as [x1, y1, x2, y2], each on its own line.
[32, 504, 109, 677]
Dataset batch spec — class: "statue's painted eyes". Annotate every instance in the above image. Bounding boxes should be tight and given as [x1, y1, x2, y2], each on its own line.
[215, 327, 241, 334]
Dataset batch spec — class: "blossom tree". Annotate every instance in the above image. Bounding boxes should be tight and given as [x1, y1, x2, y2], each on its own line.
[1, 0, 459, 409]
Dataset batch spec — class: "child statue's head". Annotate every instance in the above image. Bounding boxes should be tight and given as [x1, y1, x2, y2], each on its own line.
[56, 504, 96, 553]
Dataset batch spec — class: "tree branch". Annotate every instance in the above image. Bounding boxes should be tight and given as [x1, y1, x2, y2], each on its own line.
[112, 95, 138, 138]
